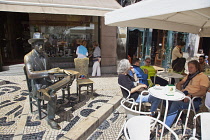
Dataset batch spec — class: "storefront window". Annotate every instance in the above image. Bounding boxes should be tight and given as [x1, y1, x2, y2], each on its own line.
[29, 14, 99, 58]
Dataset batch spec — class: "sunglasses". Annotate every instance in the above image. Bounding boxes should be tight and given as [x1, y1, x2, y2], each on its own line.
[146, 61, 151, 63]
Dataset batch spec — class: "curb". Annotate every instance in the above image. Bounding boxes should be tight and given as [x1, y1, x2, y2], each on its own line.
[61, 94, 122, 140]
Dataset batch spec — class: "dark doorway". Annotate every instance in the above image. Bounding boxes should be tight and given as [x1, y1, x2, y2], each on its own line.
[0, 12, 30, 66]
[201, 37, 210, 62]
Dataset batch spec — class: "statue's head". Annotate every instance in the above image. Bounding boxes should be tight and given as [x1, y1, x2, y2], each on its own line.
[28, 32, 47, 54]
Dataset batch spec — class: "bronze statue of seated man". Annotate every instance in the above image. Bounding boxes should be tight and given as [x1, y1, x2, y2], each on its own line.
[24, 32, 72, 130]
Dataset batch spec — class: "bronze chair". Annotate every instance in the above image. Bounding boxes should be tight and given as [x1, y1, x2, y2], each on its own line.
[23, 66, 45, 119]
[74, 58, 93, 101]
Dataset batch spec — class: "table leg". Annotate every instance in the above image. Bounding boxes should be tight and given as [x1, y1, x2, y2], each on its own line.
[169, 78, 171, 85]
[154, 75, 156, 84]
[160, 100, 168, 139]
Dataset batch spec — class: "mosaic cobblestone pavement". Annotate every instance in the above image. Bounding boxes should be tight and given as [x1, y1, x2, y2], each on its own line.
[88, 105, 198, 140]
[0, 64, 207, 140]
[0, 72, 121, 140]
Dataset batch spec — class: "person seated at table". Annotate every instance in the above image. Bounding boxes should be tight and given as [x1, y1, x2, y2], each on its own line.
[118, 59, 161, 114]
[141, 57, 171, 86]
[199, 55, 209, 72]
[129, 58, 148, 86]
[165, 60, 209, 128]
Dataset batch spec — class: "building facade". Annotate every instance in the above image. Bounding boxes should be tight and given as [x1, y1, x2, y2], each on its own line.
[0, 0, 121, 73]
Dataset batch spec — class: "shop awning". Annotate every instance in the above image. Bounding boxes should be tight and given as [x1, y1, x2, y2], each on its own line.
[0, 0, 122, 16]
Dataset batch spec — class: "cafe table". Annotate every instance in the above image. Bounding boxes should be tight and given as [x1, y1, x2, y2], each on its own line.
[156, 71, 184, 84]
[148, 86, 192, 138]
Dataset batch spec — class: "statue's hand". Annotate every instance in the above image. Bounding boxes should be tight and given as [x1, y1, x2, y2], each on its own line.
[63, 70, 72, 75]
[48, 67, 61, 74]
[37, 88, 56, 101]
[37, 88, 51, 101]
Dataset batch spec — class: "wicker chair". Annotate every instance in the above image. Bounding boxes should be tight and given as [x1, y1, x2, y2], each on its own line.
[74, 58, 93, 101]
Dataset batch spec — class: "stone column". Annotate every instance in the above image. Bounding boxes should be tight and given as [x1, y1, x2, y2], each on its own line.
[100, 17, 117, 73]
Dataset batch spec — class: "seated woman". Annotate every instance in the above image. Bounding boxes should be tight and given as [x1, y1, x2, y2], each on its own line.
[118, 59, 161, 114]
[141, 57, 173, 86]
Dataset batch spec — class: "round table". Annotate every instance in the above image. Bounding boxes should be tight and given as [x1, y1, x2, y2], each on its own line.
[148, 86, 191, 137]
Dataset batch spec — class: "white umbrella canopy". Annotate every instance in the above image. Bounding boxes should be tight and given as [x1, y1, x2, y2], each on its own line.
[105, 0, 210, 37]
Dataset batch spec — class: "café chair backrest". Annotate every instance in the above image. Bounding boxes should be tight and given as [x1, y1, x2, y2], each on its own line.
[124, 116, 179, 140]
[190, 112, 210, 140]
[23, 66, 44, 120]
[74, 58, 93, 101]
[74, 58, 89, 78]
[205, 92, 210, 112]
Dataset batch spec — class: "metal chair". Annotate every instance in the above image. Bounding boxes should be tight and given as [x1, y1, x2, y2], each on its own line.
[174, 96, 203, 128]
[117, 85, 160, 139]
[189, 92, 210, 140]
[124, 116, 179, 140]
[189, 112, 210, 140]
[205, 91, 210, 112]
[74, 58, 93, 101]
[23, 66, 45, 119]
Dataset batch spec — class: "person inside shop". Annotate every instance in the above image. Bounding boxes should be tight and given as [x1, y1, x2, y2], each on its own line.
[24, 32, 72, 130]
[141, 57, 171, 86]
[76, 39, 88, 58]
[171, 41, 186, 73]
[118, 59, 161, 115]
[163, 60, 209, 130]
[199, 55, 209, 72]
[129, 58, 148, 86]
[205, 55, 209, 65]
[91, 41, 101, 76]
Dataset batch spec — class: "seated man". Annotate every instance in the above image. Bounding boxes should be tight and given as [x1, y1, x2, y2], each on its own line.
[24, 32, 71, 130]
[129, 58, 148, 86]
[118, 59, 161, 115]
[199, 55, 209, 72]
[141, 57, 171, 86]
[165, 60, 209, 128]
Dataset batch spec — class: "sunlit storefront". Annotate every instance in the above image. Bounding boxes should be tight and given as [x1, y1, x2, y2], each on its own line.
[29, 13, 99, 67]
[0, 0, 121, 72]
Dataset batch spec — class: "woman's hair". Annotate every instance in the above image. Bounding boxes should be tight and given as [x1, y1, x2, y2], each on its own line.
[92, 41, 99, 47]
[144, 57, 151, 61]
[117, 59, 131, 74]
[188, 60, 201, 72]
[82, 40, 87, 46]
